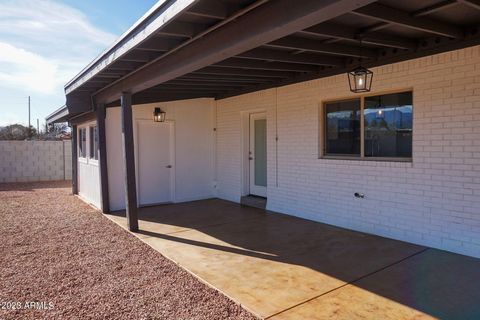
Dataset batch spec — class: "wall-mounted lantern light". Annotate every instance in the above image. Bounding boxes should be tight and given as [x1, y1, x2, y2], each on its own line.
[347, 38, 373, 93]
[153, 107, 166, 122]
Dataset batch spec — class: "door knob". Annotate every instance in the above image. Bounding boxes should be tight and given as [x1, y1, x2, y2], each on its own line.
[166, 165, 172, 168]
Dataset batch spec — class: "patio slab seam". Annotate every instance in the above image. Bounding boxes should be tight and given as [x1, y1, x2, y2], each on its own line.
[265, 247, 431, 319]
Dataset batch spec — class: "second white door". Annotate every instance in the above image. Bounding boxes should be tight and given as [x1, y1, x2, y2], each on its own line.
[249, 112, 267, 197]
[136, 121, 174, 206]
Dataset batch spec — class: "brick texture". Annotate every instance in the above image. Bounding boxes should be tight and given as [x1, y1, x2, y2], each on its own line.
[216, 45, 480, 258]
[0, 141, 72, 182]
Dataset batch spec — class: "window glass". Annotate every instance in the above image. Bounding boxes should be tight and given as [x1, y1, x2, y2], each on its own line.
[325, 99, 361, 155]
[364, 92, 412, 158]
[89, 126, 99, 160]
[79, 128, 87, 158]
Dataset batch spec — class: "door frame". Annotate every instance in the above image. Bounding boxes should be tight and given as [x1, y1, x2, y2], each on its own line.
[134, 119, 176, 207]
[240, 109, 267, 198]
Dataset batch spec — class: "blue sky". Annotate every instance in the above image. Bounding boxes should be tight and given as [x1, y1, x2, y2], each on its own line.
[0, 0, 157, 128]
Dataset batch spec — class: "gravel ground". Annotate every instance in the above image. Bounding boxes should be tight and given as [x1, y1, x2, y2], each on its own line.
[0, 181, 257, 320]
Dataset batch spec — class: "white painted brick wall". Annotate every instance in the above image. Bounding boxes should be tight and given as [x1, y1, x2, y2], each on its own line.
[0, 141, 72, 182]
[216, 45, 480, 258]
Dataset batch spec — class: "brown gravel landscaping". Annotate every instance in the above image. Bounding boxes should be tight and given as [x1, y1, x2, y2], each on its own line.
[0, 181, 257, 320]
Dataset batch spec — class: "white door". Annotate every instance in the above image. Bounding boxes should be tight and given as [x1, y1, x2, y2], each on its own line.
[249, 112, 267, 197]
[136, 121, 174, 206]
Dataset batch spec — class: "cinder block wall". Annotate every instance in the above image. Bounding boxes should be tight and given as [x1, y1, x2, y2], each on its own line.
[216, 45, 480, 258]
[0, 141, 72, 182]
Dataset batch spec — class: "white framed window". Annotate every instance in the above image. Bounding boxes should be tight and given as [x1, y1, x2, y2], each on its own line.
[321, 90, 413, 160]
[79, 128, 87, 158]
[89, 126, 99, 160]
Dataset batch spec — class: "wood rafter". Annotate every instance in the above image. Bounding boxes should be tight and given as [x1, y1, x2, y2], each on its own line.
[185, 0, 229, 20]
[299, 22, 417, 50]
[195, 66, 295, 78]
[353, 2, 463, 38]
[412, 0, 458, 17]
[458, 0, 480, 10]
[236, 48, 345, 66]
[95, 0, 377, 103]
[214, 57, 321, 72]
[267, 37, 377, 58]
[157, 21, 205, 38]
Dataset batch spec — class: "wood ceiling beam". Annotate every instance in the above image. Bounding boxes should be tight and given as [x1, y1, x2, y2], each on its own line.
[218, 33, 480, 100]
[412, 0, 458, 17]
[118, 51, 151, 63]
[157, 21, 205, 38]
[214, 57, 320, 72]
[178, 76, 272, 83]
[361, 22, 389, 34]
[78, 83, 103, 88]
[267, 37, 377, 58]
[135, 39, 182, 52]
[353, 3, 464, 38]
[194, 67, 295, 78]
[95, 73, 125, 79]
[236, 48, 345, 66]
[300, 22, 417, 50]
[106, 61, 142, 71]
[185, 0, 229, 20]
[162, 81, 246, 87]
[95, 0, 377, 103]
[458, 0, 480, 10]
[87, 79, 112, 84]
[131, 92, 217, 105]
[146, 88, 229, 93]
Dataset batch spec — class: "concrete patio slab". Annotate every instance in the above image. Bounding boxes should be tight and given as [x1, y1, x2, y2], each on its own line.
[105, 199, 480, 319]
[271, 249, 480, 320]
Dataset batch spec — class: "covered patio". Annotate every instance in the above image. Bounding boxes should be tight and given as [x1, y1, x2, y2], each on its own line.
[45, 0, 480, 259]
[43, 1, 480, 316]
[106, 200, 480, 319]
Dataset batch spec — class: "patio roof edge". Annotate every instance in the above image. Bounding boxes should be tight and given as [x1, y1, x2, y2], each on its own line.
[64, 0, 198, 95]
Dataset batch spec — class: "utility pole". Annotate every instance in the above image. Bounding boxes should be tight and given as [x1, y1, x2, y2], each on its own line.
[37, 119, 39, 134]
[28, 96, 31, 139]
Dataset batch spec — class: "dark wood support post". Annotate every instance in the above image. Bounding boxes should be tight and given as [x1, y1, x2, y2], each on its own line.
[120, 92, 138, 231]
[96, 104, 110, 213]
[71, 124, 78, 195]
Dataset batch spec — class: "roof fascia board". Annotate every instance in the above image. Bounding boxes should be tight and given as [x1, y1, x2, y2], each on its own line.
[65, 0, 199, 95]
[45, 105, 69, 124]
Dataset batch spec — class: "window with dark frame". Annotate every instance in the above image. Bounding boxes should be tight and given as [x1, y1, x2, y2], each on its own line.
[89, 126, 99, 160]
[324, 99, 361, 156]
[323, 91, 413, 160]
[364, 92, 412, 158]
[79, 128, 87, 158]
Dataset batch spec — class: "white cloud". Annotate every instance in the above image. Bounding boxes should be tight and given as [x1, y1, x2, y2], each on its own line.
[0, 42, 58, 93]
[0, 0, 116, 58]
[0, 0, 117, 126]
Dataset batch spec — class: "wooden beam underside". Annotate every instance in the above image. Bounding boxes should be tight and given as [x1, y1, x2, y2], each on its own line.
[62, 0, 480, 111]
[94, 0, 378, 103]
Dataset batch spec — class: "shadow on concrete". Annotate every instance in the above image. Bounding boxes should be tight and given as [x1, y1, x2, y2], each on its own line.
[110, 198, 480, 319]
